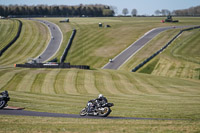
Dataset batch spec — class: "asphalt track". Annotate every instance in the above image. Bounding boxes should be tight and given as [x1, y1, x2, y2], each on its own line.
[102, 26, 194, 70]
[31, 19, 63, 63]
[0, 109, 189, 120]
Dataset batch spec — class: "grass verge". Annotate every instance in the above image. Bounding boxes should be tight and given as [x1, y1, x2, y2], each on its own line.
[0, 116, 200, 133]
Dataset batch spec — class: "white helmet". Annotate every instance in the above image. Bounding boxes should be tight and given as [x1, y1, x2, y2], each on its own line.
[98, 94, 103, 98]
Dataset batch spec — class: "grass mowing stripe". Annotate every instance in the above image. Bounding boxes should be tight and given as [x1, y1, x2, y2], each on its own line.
[0, 69, 11, 77]
[1, 70, 28, 91]
[6, 20, 39, 64]
[126, 73, 153, 94]
[19, 21, 40, 55]
[16, 70, 38, 92]
[63, 70, 78, 94]
[0, 19, 19, 47]
[0, 19, 49, 66]
[75, 70, 88, 94]
[41, 69, 60, 94]
[31, 71, 47, 93]
[109, 71, 131, 95]
[119, 72, 144, 94]
[84, 70, 99, 94]
[145, 29, 200, 80]
[117, 72, 142, 94]
[0, 20, 15, 49]
[0, 21, 10, 48]
[0, 69, 24, 90]
[145, 78, 172, 94]
[0, 68, 200, 119]
[54, 69, 66, 94]
[145, 77, 171, 94]
[0, 20, 19, 49]
[94, 70, 111, 95]
[69, 30, 108, 59]
[102, 71, 122, 95]
[0, 20, 32, 64]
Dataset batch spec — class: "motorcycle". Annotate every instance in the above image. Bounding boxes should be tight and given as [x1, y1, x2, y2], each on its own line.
[80, 101, 114, 117]
[0, 91, 10, 109]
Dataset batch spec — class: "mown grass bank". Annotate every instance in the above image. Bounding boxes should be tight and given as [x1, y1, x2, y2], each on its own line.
[41, 17, 186, 68]
[136, 28, 200, 80]
[0, 115, 200, 133]
[0, 19, 50, 66]
[0, 68, 200, 119]
[0, 19, 19, 51]
[120, 29, 181, 71]
[0, 17, 200, 133]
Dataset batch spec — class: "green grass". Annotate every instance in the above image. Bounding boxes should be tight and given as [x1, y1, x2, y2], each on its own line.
[138, 29, 200, 80]
[0, 17, 200, 133]
[0, 19, 19, 51]
[0, 116, 200, 133]
[0, 68, 200, 120]
[139, 59, 159, 74]
[0, 68, 200, 132]
[0, 19, 50, 66]
[57, 17, 183, 68]
[65, 17, 200, 68]
[120, 29, 180, 71]
[171, 29, 200, 64]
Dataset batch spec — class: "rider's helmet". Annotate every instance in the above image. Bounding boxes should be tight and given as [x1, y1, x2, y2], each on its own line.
[98, 94, 103, 98]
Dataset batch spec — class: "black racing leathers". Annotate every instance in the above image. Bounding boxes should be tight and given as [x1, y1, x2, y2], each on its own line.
[88, 97, 108, 113]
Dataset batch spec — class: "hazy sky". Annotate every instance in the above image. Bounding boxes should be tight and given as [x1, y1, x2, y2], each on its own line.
[0, 0, 199, 15]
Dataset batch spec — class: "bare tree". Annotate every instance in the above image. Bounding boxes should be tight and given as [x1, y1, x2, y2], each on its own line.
[161, 9, 171, 16]
[131, 9, 137, 16]
[188, 7, 195, 16]
[155, 10, 161, 16]
[110, 6, 118, 15]
[122, 8, 129, 16]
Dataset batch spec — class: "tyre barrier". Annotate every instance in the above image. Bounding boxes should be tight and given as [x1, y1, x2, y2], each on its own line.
[60, 29, 76, 63]
[0, 19, 22, 56]
[132, 26, 200, 72]
[15, 63, 90, 70]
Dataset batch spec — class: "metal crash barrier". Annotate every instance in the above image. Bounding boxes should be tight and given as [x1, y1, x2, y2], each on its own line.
[15, 62, 90, 70]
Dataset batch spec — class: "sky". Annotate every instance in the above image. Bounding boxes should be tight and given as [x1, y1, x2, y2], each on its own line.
[0, 0, 200, 15]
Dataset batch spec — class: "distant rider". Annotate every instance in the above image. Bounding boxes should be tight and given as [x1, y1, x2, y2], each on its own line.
[88, 94, 108, 114]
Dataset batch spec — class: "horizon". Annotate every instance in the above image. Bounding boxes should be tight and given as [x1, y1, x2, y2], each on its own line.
[0, 0, 200, 15]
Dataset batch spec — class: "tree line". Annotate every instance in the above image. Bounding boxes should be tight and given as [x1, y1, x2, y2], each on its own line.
[155, 5, 200, 16]
[173, 5, 200, 16]
[0, 4, 115, 17]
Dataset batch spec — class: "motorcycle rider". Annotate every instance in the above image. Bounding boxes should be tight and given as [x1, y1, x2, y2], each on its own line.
[87, 94, 108, 114]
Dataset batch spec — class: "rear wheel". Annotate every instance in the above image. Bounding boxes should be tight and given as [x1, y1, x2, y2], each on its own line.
[0, 100, 7, 109]
[80, 108, 87, 116]
[98, 107, 111, 117]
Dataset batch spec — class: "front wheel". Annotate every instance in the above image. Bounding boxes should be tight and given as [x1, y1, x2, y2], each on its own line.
[80, 108, 87, 116]
[0, 100, 7, 109]
[98, 107, 111, 117]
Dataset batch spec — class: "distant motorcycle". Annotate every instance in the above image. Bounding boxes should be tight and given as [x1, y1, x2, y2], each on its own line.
[80, 101, 114, 117]
[0, 91, 10, 109]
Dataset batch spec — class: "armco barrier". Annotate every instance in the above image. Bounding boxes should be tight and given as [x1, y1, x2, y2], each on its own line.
[60, 29, 76, 63]
[0, 19, 22, 56]
[15, 63, 90, 70]
[132, 26, 200, 72]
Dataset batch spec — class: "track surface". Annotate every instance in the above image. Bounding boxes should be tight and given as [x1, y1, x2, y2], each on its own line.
[0, 109, 187, 120]
[31, 19, 63, 63]
[102, 26, 193, 70]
